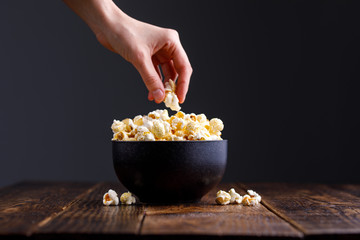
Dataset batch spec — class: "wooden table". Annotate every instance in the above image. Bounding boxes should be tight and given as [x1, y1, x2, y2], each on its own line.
[0, 181, 359, 239]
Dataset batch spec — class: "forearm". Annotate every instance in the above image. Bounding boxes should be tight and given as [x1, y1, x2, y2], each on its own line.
[62, 0, 126, 36]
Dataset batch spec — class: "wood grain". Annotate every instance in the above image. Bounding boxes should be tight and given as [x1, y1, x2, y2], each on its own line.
[36, 182, 145, 237]
[330, 184, 360, 198]
[0, 181, 95, 236]
[141, 184, 303, 238]
[242, 183, 360, 236]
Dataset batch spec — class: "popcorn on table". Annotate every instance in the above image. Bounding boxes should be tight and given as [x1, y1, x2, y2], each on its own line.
[120, 192, 136, 205]
[103, 190, 136, 206]
[111, 109, 224, 141]
[103, 189, 119, 206]
[215, 190, 231, 205]
[215, 188, 261, 206]
[164, 79, 181, 112]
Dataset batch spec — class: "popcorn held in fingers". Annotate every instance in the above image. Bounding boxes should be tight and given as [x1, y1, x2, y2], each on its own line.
[215, 188, 262, 206]
[111, 110, 224, 141]
[229, 188, 243, 204]
[103, 189, 119, 206]
[120, 192, 136, 205]
[215, 190, 231, 205]
[164, 79, 181, 112]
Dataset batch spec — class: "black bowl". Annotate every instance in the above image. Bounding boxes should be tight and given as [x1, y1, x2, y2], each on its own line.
[112, 140, 227, 203]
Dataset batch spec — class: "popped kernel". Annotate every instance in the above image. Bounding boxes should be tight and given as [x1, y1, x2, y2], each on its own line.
[152, 120, 166, 139]
[229, 188, 243, 204]
[111, 120, 126, 133]
[209, 118, 224, 136]
[112, 131, 128, 141]
[133, 115, 143, 126]
[215, 190, 231, 205]
[184, 122, 200, 135]
[247, 190, 262, 203]
[120, 192, 136, 205]
[164, 79, 181, 112]
[103, 189, 119, 206]
[122, 118, 136, 132]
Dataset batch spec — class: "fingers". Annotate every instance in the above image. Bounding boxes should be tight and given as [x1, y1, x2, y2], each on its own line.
[172, 45, 192, 103]
[161, 60, 178, 83]
[133, 53, 165, 103]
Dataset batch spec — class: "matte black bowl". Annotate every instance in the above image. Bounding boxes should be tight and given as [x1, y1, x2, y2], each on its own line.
[112, 140, 227, 203]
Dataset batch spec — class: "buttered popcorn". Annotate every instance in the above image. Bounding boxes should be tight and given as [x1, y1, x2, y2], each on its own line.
[112, 109, 224, 141]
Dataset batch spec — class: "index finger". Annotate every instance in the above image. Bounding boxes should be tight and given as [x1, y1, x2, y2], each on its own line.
[172, 44, 193, 103]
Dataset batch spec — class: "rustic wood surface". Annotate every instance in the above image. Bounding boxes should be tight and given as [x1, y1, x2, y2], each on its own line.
[0, 181, 95, 236]
[242, 183, 360, 237]
[142, 184, 301, 238]
[0, 181, 359, 240]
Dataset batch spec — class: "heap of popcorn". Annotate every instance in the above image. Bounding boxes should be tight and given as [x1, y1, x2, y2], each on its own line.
[111, 80, 224, 141]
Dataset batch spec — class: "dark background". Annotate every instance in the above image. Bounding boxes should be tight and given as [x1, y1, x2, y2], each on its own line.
[1, 0, 359, 187]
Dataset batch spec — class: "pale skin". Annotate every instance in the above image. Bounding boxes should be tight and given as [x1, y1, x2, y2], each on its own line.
[63, 0, 192, 103]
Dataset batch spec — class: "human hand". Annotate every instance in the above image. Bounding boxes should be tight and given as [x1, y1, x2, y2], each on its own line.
[64, 0, 192, 103]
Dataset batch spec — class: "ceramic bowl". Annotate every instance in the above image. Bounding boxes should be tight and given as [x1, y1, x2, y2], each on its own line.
[112, 140, 227, 203]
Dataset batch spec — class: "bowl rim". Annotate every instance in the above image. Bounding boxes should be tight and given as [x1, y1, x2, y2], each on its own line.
[112, 139, 227, 143]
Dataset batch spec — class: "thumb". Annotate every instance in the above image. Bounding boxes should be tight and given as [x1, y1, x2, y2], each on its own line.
[133, 55, 165, 103]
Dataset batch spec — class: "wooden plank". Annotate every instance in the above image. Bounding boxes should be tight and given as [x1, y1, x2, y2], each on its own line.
[35, 182, 145, 238]
[330, 184, 360, 198]
[141, 183, 303, 238]
[242, 183, 360, 237]
[0, 181, 96, 237]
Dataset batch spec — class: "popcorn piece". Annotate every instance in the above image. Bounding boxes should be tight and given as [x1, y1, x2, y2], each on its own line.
[112, 131, 128, 141]
[241, 194, 252, 206]
[247, 190, 262, 203]
[215, 190, 231, 205]
[133, 115, 143, 126]
[196, 114, 207, 124]
[103, 189, 119, 206]
[184, 122, 200, 135]
[122, 118, 136, 132]
[120, 192, 136, 205]
[171, 117, 186, 131]
[111, 120, 126, 133]
[164, 79, 181, 112]
[229, 188, 243, 204]
[151, 120, 166, 139]
[209, 118, 224, 136]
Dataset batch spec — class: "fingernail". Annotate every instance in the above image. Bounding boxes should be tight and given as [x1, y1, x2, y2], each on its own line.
[152, 89, 164, 103]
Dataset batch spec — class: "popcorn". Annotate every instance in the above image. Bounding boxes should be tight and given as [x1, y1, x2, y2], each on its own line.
[111, 110, 224, 141]
[164, 79, 181, 112]
[215, 188, 261, 206]
[209, 118, 224, 136]
[120, 192, 136, 205]
[247, 190, 262, 203]
[151, 120, 166, 139]
[111, 120, 126, 133]
[229, 188, 243, 204]
[133, 115, 143, 126]
[215, 190, 231, 205]
[103, 189, 119, 206]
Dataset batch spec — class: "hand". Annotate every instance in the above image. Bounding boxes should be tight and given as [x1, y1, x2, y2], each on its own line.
[64, 0, 192, 103]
